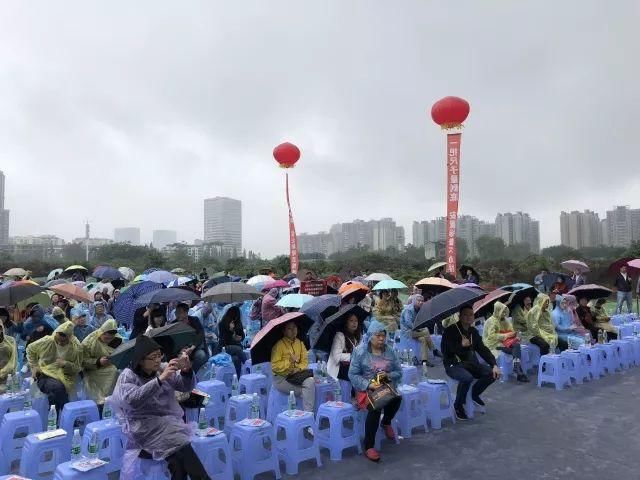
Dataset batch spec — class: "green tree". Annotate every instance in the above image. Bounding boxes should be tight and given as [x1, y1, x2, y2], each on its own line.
[475, 236, 505, 261]
[540, 245, 581, 262]
[504, 243, 531, 261]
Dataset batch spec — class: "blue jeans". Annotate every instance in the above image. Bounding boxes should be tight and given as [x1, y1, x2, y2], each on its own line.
[616, 291, 633, 314]
[445, 362, 495, 409]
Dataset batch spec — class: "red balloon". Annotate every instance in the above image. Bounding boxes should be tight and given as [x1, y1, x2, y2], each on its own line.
[431, 96, 470, 128]
[273, 142, 301, 168]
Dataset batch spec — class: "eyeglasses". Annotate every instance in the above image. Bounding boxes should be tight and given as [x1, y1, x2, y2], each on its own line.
[144, 353, 163, 361]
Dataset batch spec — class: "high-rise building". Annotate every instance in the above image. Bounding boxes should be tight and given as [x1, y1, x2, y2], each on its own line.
[329, 220, 374, 251]
[0, 170, 9, 246]
[8, 235, 64, 259]
[602, 206, 640, 247]
[495, 212, 540, 253]
[152, 230, 178, 250]
[203, 197, 242, 256]
[412, 215, 495, 256]
[560, 210, 602, 249]
[114, 227, 141, 245]
[297, 232, 333, 257]
[372, 218, 403, 251]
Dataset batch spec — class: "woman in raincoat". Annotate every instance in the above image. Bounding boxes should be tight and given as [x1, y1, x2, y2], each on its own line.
[564, 295, 588, 337]
[373, 290, 401, 334]
[511, 295, 533, 333]
[26, 321, 83, 414]
[111, 335, 209, 480]
[0, 322, 17, 394]
[524, 294, 557, 355]
[82, 318, 122, 411]
[482, 302, 529, 382]
[551, 295, 583, 350]
[261, 288, 284, 323]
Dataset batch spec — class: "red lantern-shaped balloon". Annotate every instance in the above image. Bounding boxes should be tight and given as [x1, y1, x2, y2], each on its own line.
[431, 96, 470, 129]
[273, 142, 301, 168]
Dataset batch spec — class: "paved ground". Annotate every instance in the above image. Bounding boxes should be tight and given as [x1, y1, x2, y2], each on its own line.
[267, 363, 640, 480]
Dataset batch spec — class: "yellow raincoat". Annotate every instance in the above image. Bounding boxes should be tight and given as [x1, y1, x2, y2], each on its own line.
[82, 318, 121, 404]
[0, 322, 17, 392]
[588, 301, 618, 335]
[26, 321, 83, 394]
[511, 305, 527, 333]
[525, 294, 557, 351]
[482, 302, 514, 357]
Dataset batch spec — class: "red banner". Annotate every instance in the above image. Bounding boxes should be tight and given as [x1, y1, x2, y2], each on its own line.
[445, 133, 461, 276]
[286, 173, 300, 274]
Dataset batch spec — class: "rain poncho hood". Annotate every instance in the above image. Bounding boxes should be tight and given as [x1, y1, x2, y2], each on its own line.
[366, 319, 387, 341]
[261, 291, 285, 322]
[399, 297, 422, 335]
[552, 295, 573, 334]
[21, 304, 58, 339]
[82, 318, 121, 404]
[349, 321, 402, 392]
[0, 322, 17, 384]
[525, 293, 557, 351]
[482, 301, 513, 356]
[26, 320, 83, 393]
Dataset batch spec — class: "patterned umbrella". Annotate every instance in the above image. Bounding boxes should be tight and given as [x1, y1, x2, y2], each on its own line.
[166, 276, 197, 288]
[146, 270, 178, 285]
[112, 281, 162, 327]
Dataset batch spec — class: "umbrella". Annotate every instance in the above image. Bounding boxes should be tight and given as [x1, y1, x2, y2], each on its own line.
[146, 270, 178, 285]
[64, 265, 88, 273]
[372, 279, 407, 291]
[47, 269, 63, 281]
[568, 284, 613, 301]
[201, 276, 232, 292]
[3, 268, 28, 277]
[413, 287, 486, 331]
[283, 273, 298, 282]
[364, 273, 392, 282]
[427, 261, 447, 273]
[338, 281, 369, 304]
[312, 305, 368, 353]
[71, 281, 87, 288]
[93, 266, 124, 281]
[0, 280, 45, 306]
[112, 281, 162, 327]
[166, 276, 196, 288]
[142, 268, 162, 275]
[542, 272, 573, 291]
[202, 282, 262, 303]
[17, 291, 51, 311]
[504, 285, 539, 308]
[135, 287, 200, 306]
[48, 284, 93, 303]
[132, 274, 147, 283]
[299, 294, 342, 324]
[499, 283, 534, 292]
[247, 275, 273, 287]
[171, 268, 187, 274]
[608, 257, 638, 276]
[250, 312, 313, 365]
[276, 293, 314, 309]
[44, 279, 69, 288]
[264, 280, 290, 290]
[627, 259, 640, 271]
[458, 265, 480, 282]
[561, 260, 590, 273]
[414, 277, 455, 297]
[473, 289, 511, 318]
[118, 267, 136, 282]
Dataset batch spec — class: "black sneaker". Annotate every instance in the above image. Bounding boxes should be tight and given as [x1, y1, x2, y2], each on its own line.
[471, 395, 485, 407]
[517, 373, 530, 383]
[455, 406, 469, 420]
[433, 350, 443, 358]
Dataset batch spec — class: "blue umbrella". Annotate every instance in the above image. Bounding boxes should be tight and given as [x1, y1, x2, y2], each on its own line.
[413, 287, 486, 331]
[276, 293, 314, 309]
[166, 276, 196, 288]
[135, 287, 200, 306]
[142, 268, 162, 275]
[93, 266, 124, 280]
[299, 294, 342, 324]
[146, 270, 178, 285]
[113, 281, 162, 327]
[372, 279, 407, 291]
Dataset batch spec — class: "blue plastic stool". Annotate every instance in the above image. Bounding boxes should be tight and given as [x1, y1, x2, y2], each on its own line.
[266, 385, 302, 424]
[432, 334, 442, 352]
[196, 379, 228, 429]
[239, 373, 268, 414]
[316, 401, 361, 461]
[0, 393, 26, 425]
[241, 358, 252, 376]
[32, 395, 50, 432]
[611, 340, 634, 369]
[398, 336, 422, 363]
[560, 350, 590, 384]
[599, 343, 621, 374]
[53, 461, 108, 480]
[623, 336, 640, 365]
[401, 365, 419, 386]
[314, 379, 337, 413]
[81, 420, 125, 475]
[521, 343, 540, 373]
[579, 345, 606, 378]
[447, 378, 477, 417]
[224, 394, 258, 436]
[250, 363, 272, 390]
[230, 421, 281, 480]
[192, 433, 233, 480]
[339, 380, 352, 403]
[274, 410, 321, 474]
[417, 380, 455, 429]
[0, 409, 42, 474]
[496, 353, 514, 380]
[215, 365, 237, 396]
[395, 385, 426, 438]
[617, 324, 634, 339]
[537, 354, 571, 390]
[59, 400, 100, 446]
[129, 456, 170, 480]
[19, 432, 70, 479]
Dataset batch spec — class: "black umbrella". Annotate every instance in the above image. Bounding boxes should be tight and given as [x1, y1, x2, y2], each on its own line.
[311, 305, 368, 353]
[135, 287, 200, 306]
[568, 284, 613, 301]
[413, 287, 486, 331]
[202, 276, 232, 292]
[0, 281, 45, 306]
[250, 312, 313, 365]
[505, 286, 539, 308]
[202, 282, 262, 303]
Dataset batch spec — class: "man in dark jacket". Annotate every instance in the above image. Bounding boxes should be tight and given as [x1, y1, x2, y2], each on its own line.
[174, 303, 209, 374]
[614, 265, 633, 314]
[442, 306, 501, 420]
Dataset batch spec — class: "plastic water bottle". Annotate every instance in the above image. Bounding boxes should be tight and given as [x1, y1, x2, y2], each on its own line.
[71, 428, 82, 460]
[88, 430, 99, 459]
[334, 381, 342, 401]
[208, 363, 217, 381]
[222, 346, 227, 355]
[602, 330, 608, 343]
[102, 398, 113, 421]
[321, 361, 328, 380]
[197, 408, 208, 436]
[250, 393, 260, 419]
[6, 374, 13, 397]
[23, 390, 32, 412]
[597, 330, 603, 344]
[584, 332, 592, 346]
[421, 362, 429, 381]
[231, 374, 239, 397]
[288, 391, 296, 412]
[47, 405, 57, 431]
[13, 372, 21, 394]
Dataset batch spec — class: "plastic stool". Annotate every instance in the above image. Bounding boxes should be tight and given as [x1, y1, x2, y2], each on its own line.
[496, 353, 514, 380]
[32, 395, 50, 431]
[339, 380, 352, 403]
[398, 336, 422, 363]
[274, 410, 321, 474]
[196, 379, 228, 429]
[59, 400, 100, 445]
[241, 358, 252, 376]
[250, 363, 272, 390]
[215, 365, 237, 395]
[417, 381, 455, 429]
[230, 421, 281, 480]
[623, 336, 640, 365]
[0, 409, 42, 474]
[521, 343, 540, 373]
[53, 461, 108, 480]
[395, 385, 427, 438]
[239, 373, 268, 414]
[561, 350, 590, 384]
[611, 340, 634, 369]
[314, 379, 337, 413]
[599, 343, 621, 374]
[81, 420, 125, 475]
[316, 402, 361, 461]
[224, 394, 258, 436]
[267, 385, 302, 424]
[537, 354, 571, 390]
[579, 345, 606, 378]
[192, 433, 233, 480]
[447, 378, 476, 417]
[0, 393, 26, 425]
[19, 432, 70, 479]
[401, 365, 419, 386]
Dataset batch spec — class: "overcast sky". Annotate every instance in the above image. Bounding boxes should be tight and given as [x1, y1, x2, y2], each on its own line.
[1, 1, 638, 257]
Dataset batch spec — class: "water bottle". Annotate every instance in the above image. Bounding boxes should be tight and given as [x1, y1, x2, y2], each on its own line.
[13, 372, 21, 394]
[208, 362, 217, 381]
[88, 430, 99, 459]
[597, 330, 603, 344]
[421, 362, 429, 381]
[197, 408, 207, 436]
[222, 346, 227, 355]
[250, 393, 260, 419]
[602, 330, 608, 343]
[6, 374, 13, 397]
[71, 428, 82, 460]
[434, 324, 439, 336]
[23, 390, 32, 412]
[231, 374, 239, 397]
[255, 364, 262, 375]
[47, 405, 57, 431]
[584, 332, 592, 346]
[513, 357, 521, 375]
[288, 390, 296, 411]
[334, 381, 342, 401]
[102, 397, 113, 421]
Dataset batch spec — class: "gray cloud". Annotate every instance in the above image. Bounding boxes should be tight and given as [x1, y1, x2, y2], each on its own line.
[1, 1, 638, 256]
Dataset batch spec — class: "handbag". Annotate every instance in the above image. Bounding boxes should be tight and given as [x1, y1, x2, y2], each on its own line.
[286, 369, 313, 385]
[357, 372, 401, 411]
[500, 330, 519, 348]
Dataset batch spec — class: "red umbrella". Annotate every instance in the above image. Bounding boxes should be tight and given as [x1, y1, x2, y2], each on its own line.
[263, 280, 290, 291]
[48, 283, 93, 303]
[608, 257, 639, 276]
[473, 289, 511, 318]
[250, 312, 313, 365]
